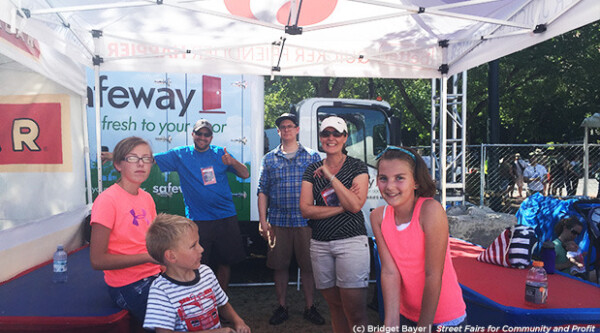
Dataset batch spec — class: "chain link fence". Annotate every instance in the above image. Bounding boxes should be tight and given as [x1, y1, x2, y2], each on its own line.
[415, 144, 600, 214]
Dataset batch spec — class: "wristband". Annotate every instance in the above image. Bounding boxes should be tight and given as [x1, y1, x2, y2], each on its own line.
[330, 174, 336, 182]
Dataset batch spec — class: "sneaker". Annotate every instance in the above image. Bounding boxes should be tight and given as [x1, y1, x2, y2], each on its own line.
[269, 305, 289, 325]
[303, 305, 325, 325]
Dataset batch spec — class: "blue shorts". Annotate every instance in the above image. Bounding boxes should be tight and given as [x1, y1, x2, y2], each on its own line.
[107, 274, 157, 324]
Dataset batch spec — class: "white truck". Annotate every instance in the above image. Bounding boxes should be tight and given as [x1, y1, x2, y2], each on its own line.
[87, 72, 400, 253]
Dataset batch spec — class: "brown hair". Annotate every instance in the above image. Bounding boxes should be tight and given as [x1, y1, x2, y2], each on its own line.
[376, 146, 436, 198]
[112, 136, 151, 172]
[146, 213, 198, 265]
[553, 216, 583, 237]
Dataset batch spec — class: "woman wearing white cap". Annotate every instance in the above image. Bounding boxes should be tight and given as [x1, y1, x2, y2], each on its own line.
[300, 116, 370, 333]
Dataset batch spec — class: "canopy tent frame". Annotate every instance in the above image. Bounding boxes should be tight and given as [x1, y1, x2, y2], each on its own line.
[18, 0, 592, 78]
[2, 0, 599, 206]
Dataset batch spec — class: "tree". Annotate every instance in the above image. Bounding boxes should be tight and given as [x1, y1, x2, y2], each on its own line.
[466, 21, 600, 144]
[264, 21, 600, 145]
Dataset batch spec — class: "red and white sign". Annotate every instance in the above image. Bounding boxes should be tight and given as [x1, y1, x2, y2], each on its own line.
[0, 95, 71, 172]
[202, 75, 221, 111]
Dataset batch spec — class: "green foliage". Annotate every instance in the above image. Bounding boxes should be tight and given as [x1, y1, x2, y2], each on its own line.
[467, 21, 600, 144]
[263, 21, 599, 145]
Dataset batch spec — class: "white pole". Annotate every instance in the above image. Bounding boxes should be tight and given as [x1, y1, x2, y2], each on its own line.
[94, 64, 103, 193]
[81, 98, 93, 204]
[440, 75, 448, 207]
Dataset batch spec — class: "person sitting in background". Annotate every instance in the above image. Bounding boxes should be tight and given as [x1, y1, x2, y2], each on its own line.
[144, 213, 251, 333]
[552, 217, 584, 274]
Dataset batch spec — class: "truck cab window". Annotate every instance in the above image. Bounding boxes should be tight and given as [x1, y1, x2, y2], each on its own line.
[318, 107, 389, 167]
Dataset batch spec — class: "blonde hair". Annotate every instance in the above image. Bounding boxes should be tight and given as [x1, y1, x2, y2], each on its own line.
[146, 213, 198, 265]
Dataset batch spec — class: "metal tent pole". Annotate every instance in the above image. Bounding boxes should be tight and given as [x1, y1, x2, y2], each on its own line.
[81, 98, 93, 204]
[584, 126, 589, 196]
[440, 75, 448, 207]
[94, 64, 103, 193]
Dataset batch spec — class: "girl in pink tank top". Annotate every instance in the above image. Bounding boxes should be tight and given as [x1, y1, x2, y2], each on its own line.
[370, 146, 466, 332]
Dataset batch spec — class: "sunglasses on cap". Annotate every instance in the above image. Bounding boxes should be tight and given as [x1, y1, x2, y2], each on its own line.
[320, 130, 344, 138]
[194, 130, 212, 137]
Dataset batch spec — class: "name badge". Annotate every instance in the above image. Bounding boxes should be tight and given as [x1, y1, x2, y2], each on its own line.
[321, 187, 340, 206]
[201, 166, 217, 185]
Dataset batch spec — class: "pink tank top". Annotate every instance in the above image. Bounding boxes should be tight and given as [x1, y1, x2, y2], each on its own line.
[381, 197, 466, 323]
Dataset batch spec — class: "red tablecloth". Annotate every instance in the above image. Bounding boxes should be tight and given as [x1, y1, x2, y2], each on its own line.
[450, 238, 600, 326]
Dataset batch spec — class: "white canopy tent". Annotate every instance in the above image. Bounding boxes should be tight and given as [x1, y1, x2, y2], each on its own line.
[1, 0, 598, 197]
[2, 0, 598, 81]
[0, 0, 598, 279]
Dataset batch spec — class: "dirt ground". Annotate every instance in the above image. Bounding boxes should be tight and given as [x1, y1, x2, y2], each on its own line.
[226, 284, 382, 333]
[224, 256, 382, 333]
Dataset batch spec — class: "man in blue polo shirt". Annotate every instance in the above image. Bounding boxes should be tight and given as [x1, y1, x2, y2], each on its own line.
[257, 113, 324, 326]
[154, 119, 249, 292]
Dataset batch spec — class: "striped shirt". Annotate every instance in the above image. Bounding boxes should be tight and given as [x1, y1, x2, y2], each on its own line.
[257, 143, 321, 227]
[143, 265, 228, 332]
[302, 156, 368, 241]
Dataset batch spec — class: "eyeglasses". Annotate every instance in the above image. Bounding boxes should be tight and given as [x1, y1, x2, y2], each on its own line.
[320, 130, 344, 138]
[570, 228, 581, 236]
[123, 156, 154, 164]
[194, 131, 212, 137]
[279, 125, 297, 131]
[375, 146, 416, 161]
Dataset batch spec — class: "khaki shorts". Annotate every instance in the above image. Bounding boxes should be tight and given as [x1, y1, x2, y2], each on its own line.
[267, 226, 313, 272]
[310, 235, 370, 289]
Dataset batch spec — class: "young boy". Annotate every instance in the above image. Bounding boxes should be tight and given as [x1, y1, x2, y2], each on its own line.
[144, 213, 251, 333]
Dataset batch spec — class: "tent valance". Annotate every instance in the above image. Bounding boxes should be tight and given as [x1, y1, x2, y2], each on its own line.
[1, 0, 598, 84]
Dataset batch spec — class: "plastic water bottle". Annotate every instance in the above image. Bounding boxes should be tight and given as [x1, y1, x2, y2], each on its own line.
[525, 261, 547, 305]
[53, 245, 68, 283]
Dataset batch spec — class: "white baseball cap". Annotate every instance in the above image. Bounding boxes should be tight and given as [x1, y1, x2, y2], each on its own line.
[320, 116, 347, 134]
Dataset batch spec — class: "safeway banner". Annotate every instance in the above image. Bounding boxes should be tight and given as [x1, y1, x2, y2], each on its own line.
[0, 94, 71, 172]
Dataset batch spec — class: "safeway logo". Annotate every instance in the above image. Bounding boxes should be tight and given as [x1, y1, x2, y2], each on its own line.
[0, 95, 71, 172]
[224, 0, 337, 26]
[86, 74, 224, 116]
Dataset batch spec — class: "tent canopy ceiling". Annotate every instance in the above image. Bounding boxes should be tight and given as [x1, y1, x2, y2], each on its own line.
[1, 0, 598, 86]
